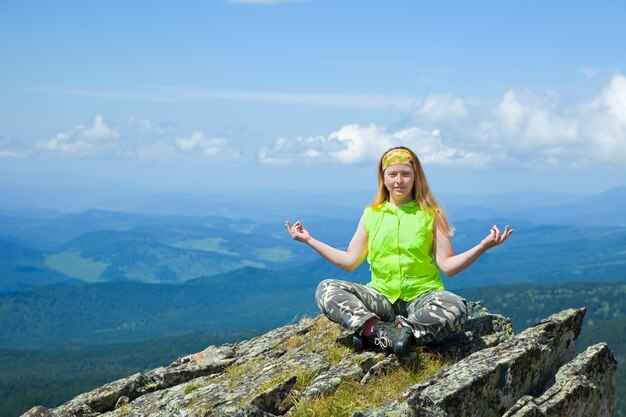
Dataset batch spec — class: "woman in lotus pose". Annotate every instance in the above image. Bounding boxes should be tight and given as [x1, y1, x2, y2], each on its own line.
[285, 146, 512, 357]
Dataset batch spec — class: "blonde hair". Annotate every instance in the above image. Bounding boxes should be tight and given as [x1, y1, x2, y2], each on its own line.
[369, 146, 454, 236]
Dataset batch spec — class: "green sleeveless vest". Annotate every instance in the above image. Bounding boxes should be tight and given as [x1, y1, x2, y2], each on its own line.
[363, 200, 444, 303]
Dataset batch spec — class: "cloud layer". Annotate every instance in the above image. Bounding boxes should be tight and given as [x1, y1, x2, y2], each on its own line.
[259, 124, 489, 167]
[175, 131, 239, 157]
[260, 75, 626, 168]
[13, 75, 626, 168]
[32, 115, 238, 160]
[36, 115, 120, 155]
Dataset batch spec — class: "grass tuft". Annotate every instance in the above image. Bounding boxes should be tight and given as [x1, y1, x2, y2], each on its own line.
[183, 383, 202, 395]
[290, 351, 446, 417]
[284, 317, 354, 365]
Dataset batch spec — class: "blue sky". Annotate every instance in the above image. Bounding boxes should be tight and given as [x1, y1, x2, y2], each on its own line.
[1, 0, 626, 197]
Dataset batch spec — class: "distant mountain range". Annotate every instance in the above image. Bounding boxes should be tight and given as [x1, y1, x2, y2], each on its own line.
[445, 186, 626, 226]
[0, 219, 317, 292]
[2, 183, 625, 224]
[0, 186, 625, 293]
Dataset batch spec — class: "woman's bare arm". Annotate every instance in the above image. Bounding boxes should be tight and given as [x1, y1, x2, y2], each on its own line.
[434, 214, 513, 277]
[285, 216, 368, 272]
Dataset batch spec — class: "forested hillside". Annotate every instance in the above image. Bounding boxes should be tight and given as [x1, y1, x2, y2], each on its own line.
[0, 269, 321, 348]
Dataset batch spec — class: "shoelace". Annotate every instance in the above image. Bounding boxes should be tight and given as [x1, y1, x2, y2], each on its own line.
[374, 334, 392, 349]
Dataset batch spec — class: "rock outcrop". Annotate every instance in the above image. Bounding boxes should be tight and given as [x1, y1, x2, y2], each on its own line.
[21, 302, 616, 417]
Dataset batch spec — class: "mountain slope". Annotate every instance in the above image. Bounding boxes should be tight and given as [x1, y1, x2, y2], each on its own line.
[0, 240, 76, 293]
[0, 268, 320, 349]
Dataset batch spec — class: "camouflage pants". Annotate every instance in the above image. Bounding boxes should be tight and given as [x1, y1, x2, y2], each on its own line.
[315, 279, 468, 345]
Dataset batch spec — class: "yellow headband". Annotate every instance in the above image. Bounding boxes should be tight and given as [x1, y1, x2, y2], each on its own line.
[382, 148, 414, 170]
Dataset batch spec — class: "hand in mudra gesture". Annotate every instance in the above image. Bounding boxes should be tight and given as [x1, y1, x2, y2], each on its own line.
[481, 225, 513, 250]
[285, 220, 312, 243]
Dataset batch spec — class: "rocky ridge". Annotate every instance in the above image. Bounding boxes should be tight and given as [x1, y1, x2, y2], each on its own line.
[22, 302, 616, 417]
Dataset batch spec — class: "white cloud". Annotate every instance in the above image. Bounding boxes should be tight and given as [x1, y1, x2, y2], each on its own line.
[465, 79, 626, 165]
[164, 88, 416, 109]
[36, 115, 119, 155]
[259, 123, 490, 167]
[496, 91, 525, 133]
[0, 150, 20, 158]
[127, 116, 167, 135]
[591, 74, 626, 124]
[32, 86, 417, 110]
[33, 115, 242, 159]
[82, 115, 119, 140]
[259, 136, 331, 165]
[0, 138, 22, 158]
[119, 116, 176, 158]
[493, 90, 578, 146]
[583, 74, 626, 162]
[415, 93, 469, 120]
[472, 89, 582, 166]
[175, 131, 238, 157]
[479, 76, 626, 165]
[329, 124, 391, 164]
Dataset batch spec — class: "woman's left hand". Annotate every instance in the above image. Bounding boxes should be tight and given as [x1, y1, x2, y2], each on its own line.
[481, 225, 513, 250]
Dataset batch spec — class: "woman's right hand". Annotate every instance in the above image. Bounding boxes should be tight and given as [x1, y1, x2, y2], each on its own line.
[480, 224, 513, 250]
[285, 220, 312, 243]
[285, 215, 367, 272]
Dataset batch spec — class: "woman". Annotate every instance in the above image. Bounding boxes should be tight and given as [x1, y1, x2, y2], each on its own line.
[285, 146, 512, 357]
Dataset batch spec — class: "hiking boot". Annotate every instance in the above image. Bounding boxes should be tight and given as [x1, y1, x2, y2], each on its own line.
[371, 321, 414, 357]
[335, 331, 367, 351]
[351, 332, 366, 351]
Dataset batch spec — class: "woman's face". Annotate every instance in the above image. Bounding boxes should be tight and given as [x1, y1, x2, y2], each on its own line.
[383, 164, 414, 203]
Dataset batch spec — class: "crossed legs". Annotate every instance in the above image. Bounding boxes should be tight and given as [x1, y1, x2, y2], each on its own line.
[315, 279, 468, 345]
